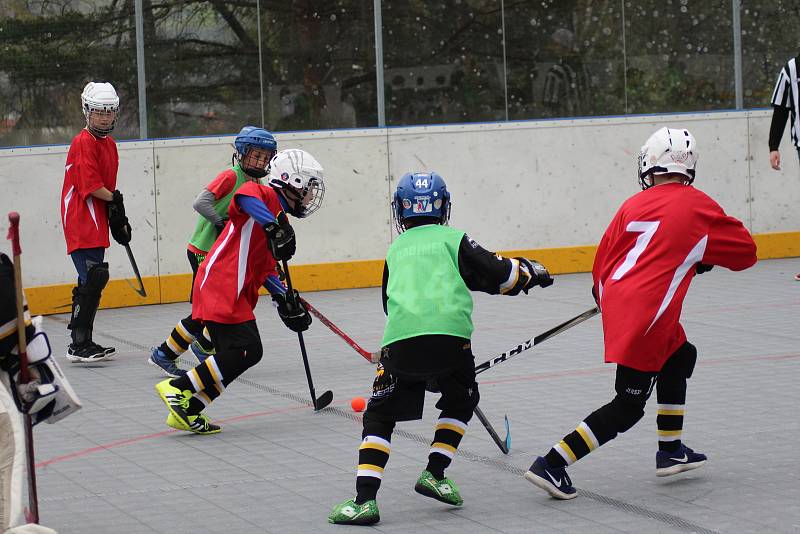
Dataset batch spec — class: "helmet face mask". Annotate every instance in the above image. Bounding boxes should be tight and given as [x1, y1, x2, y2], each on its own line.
[637, 127, 698, 189]
[234, 126, 278, 178]
[392, 172, 451, 234]
[267, 149, 326, 218]
[81, 82, 119, 137]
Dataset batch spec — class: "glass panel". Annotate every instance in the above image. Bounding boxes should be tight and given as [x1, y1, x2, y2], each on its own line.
[262, 1, 377, 132]
[741, 2, 800, 109]
[623, 1, 734, 114]
[504, 0, 625, 120]
[0, 1, 139, 147]
[381, 2, 505, 126]
[143, 1, 261, 138]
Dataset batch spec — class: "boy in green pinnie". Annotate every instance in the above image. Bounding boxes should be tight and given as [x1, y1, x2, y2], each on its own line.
[329, 171, 554, 525]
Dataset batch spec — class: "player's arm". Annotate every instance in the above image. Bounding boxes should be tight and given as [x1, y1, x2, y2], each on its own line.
[381, 261, 388, 315]
[701, 214, 758, 272]
[235, 192, 297, 261]
[89, 186, 114, 202]
[457, 234, 552, 295]
[194, 172, 237, 228]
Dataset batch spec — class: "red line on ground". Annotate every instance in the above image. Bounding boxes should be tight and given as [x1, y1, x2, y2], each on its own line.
[36, 401, 338, 468]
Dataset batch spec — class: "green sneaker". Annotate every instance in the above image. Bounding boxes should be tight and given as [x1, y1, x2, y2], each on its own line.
[155, 379, 191, 429]
[166, 412, 221, 435]
[414, 470, 463, 506]
[328, 498, 379, 525]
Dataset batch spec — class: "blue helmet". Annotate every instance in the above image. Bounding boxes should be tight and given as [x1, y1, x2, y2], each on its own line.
[392, 172, 451, 233]
[234, 126, 278, 178]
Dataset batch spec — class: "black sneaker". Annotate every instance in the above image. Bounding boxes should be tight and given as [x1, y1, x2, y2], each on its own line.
[66, 343, 112, 363]
[524, 456, 577, 500]
[90, 341, 115, 357]
[656, 444, 706, 477]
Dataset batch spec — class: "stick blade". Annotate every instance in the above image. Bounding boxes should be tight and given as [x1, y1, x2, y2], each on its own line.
[503, 415, 511, 454]
[314, 390, 334, 411]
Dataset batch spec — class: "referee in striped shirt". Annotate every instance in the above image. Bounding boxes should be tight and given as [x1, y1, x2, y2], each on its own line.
[769, 55, 799, 171]
[769, 55, 800, 280]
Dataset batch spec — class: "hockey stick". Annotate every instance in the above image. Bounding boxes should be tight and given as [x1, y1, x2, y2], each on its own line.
[281, 260, 333, 411]
[474, 306, 600, 375]
[123, 243, 147, 297]
[298, 297, 511, 453]
[7, 212, 39, 524]
[299, 298, 380, 363]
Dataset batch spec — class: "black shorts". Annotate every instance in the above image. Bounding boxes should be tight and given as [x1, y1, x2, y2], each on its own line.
[204, 320, 260, 354]
[367, 335, 479, 422]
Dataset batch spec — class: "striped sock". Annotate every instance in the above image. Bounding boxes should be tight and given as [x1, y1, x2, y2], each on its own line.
[160, 317, 198, 359]
[187, 383, 224, 415]
[656, 403, 684, 452]
[355, 435, 391, 504]
[170, 355, 225, 395]
[426, 417, 468, 480]
[545, 421, 601, 468]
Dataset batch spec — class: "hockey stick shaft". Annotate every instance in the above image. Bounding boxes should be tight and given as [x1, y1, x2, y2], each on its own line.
[299, 298, 376, 362]
[123, 243, 147, 297]
[474, 306, 600, 375]
[281, 260, 332, 411]
[473, 406, 510, 454]
[7, 212, 39, 523]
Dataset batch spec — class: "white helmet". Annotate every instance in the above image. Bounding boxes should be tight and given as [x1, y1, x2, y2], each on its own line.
[81, 82, 120, 135]
[267, 149, 325, 218]
[637, 127, 698, 189]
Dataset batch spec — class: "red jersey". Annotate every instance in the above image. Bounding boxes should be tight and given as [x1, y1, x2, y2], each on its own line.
[60, 129, 119, 253]
[191, 181, 283, 323]
[593, 183, 757, 371]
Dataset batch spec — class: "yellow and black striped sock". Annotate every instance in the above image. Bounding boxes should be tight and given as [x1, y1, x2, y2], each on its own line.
[545, 421, 602, 468]
[160, 318, 197, 359]
[656, 403, 684, 452]
[356, 435, 391, 504]
[187, 383, 224, 415]
[170, 355, 225, 395]
[195, 326, 214, 352]
[426, 417, 468, 480]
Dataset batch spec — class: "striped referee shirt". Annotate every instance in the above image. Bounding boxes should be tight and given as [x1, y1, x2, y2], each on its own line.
[770, 57, 800, 149]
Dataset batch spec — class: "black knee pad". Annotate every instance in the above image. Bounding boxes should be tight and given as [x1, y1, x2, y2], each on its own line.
[362, 411, 396, 439]
[662, 342, 697, 379]
[82, 262, 110, 295]
[69, 262, 109, 334]
[608, 394, 646, 434]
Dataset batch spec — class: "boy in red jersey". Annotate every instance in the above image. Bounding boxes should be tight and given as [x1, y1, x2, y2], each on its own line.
[60, 81, 132, 363]
[154, 149, 325, 434]
[525, 127, 758, 500]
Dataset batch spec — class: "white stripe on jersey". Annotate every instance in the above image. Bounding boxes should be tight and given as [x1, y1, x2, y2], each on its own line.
[645, 235, 707, 334]
[237, 218, 255, 299]
[199, 224, 235, 291]
[62, 185, 74, 230]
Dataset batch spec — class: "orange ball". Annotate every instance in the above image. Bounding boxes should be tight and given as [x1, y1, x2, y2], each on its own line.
[351, 396, 366, 412]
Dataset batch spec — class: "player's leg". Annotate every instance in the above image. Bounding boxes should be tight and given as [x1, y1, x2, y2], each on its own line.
[148, 314, 207, 377]
[526, 364, 656, 499]
[329, 363, 424, 525]
[655, 341, 706, 476]
[185, 250, 216, 358]
[66, 250, 112, 362]
[415, 337, 478, 507]
[156, 320, 262, 434]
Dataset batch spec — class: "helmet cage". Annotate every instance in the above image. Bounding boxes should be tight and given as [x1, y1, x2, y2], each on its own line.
[233, 126, 278, 178]
[267, 149, 326, 218]
[81, 82, 120, 136]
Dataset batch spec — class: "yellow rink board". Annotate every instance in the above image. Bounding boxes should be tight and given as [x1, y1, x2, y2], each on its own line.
[24, 231, 800, 316]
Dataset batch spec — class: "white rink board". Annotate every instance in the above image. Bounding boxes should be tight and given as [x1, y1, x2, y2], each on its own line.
[0, 110, 796, 286]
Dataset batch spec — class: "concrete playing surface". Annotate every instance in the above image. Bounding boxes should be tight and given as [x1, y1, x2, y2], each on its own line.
[30, 258, 800, 533]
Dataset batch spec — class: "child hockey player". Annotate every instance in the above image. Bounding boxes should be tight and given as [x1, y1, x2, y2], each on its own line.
[148, 126, 277, 377]
[525, 127, 757, 500]
[60, 81, 132, 363]
[329, 171, 554, 525]
[153, 149, 324, 434]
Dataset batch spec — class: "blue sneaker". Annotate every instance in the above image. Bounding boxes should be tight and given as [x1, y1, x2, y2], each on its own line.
[656, 444, 706, 477]
[524, 456, 577, 500]
[190, 340, 214, 364]
[148, 347, 186, 378]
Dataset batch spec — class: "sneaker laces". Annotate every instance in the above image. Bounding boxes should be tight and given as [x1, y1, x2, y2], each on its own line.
[192, 413, 211, 430]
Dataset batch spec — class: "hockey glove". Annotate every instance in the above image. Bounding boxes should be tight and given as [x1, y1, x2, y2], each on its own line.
[695, 263, 714, 275]
[517, 258, 554, 291]
[263, 220, 296, 261]
[273, 290, 312, 332]
[108, 190, 132, 245]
